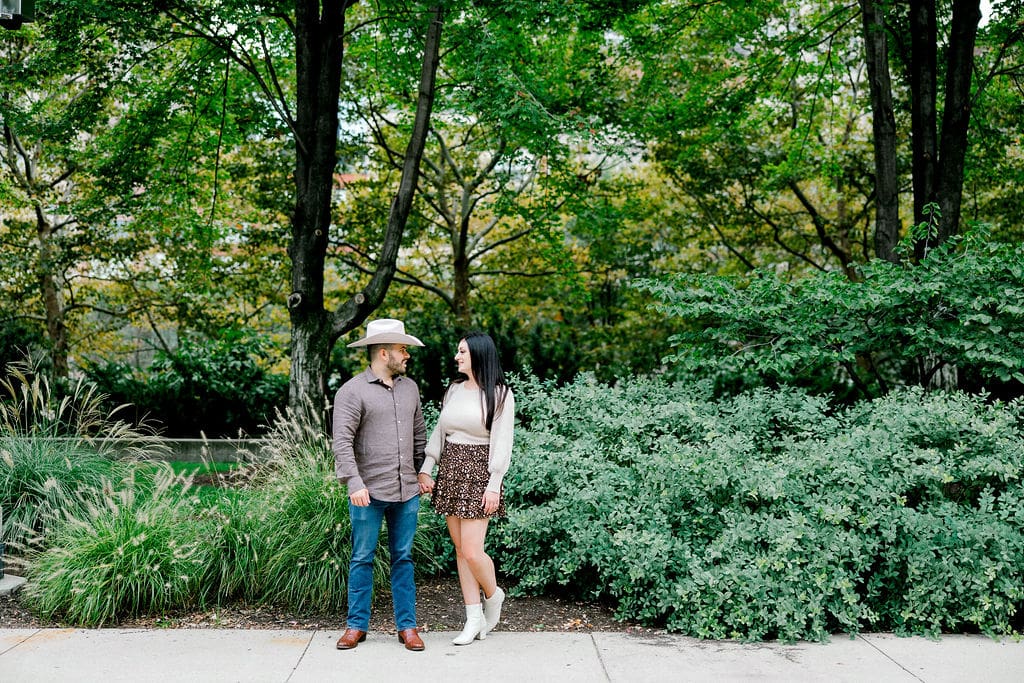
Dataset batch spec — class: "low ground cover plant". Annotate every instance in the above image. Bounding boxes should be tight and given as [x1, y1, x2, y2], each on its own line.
[495, 374, 1024, 640]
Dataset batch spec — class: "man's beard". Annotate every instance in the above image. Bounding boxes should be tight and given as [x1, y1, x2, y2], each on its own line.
[387, 355, 407, 377]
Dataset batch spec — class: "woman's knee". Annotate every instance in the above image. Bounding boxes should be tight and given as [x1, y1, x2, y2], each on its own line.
[457, 545, 488, 565]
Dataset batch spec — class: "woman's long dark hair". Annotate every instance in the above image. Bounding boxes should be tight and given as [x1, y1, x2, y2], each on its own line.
[458, 331, 509, 431]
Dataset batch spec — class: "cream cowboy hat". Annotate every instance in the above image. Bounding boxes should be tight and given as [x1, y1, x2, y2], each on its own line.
[347, 318, 425, 348]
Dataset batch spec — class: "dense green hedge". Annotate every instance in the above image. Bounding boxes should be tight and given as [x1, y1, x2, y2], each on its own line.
[8, 369, 1024, 639]
[494, 374, 1024, 640]
[84, 331, 287, 438]
[636, 234, 1024, 401]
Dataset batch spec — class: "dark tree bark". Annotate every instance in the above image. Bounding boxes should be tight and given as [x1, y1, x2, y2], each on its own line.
[907, 0, 982, 259]
[287, 3, 444, 409]
[908, 0, 938, 234]
[285, 0, 349, 409]
[862, 0, 983, 262]
[933, 0, 982, 245]
[860, 0, 902, 263]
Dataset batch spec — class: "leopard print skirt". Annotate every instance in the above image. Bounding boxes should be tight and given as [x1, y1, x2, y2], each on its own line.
[431, 441, 506, 519]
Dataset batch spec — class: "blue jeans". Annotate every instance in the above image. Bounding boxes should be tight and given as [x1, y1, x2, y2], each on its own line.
[347, 496, 420, 631]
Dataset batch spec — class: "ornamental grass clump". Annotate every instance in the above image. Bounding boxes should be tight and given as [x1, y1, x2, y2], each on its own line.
[0, 361, 165, 458]
[0, 360, 166, 554]
[23, 465, 213, 627]
[0, 437, 123, 553]
[209, 400, 446, 611]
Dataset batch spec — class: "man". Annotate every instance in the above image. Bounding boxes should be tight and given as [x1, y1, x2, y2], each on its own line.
[333, 318, 429, 651]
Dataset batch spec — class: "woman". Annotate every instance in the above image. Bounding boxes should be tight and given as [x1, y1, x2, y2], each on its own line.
[417, 332, 514, 645]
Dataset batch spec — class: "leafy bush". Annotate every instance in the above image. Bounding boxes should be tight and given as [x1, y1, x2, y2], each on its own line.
[22, 466, 213, 626]
[494, 374, 1024, 640]
[635, 232, 1024, 400]
[84, 330, 288, 437]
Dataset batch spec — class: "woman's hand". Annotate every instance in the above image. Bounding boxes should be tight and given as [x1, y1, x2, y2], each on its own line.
[418, 473, 435, 494]
[481, 490, 499, 515]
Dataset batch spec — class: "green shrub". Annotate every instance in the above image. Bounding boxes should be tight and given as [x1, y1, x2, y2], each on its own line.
[23, 465, 213, 626]
[635, 233, 1024, 400]
[84, 330, 287, 438]
[495, 374, 1024, 640]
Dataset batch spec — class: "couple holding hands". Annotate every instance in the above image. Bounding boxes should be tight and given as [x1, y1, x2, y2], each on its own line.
[331, 319, 514, 652]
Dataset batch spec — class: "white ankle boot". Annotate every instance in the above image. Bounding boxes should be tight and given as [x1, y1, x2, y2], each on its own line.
[452, 603, 485, 645]
[482, 586, 505, 636]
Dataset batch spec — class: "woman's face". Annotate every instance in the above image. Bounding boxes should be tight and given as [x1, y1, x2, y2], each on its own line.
[454, 339, 472, 377]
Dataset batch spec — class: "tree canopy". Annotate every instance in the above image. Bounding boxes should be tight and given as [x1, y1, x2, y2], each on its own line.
[2, 0, 1022, 421]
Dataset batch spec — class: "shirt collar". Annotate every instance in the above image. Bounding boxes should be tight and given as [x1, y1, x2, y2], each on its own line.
[361, 366, 402, 387]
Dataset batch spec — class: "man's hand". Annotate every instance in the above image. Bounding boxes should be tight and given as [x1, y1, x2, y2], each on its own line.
[349, 488, 370, 506]
[418, 473, 435, 494]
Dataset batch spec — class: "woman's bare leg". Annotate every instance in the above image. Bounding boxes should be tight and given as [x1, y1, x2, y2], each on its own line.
[447, 516, 497, 603]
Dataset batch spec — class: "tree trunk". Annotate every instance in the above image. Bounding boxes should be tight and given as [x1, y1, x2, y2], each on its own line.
[36, 212, 69, 378]
[287, 4, 445, 410]
[287, 0, 348, 410]
[935, 0, 982, 245]
[452, 244, 471, 326]
[860, 0, 902, 263]
[3, 122, 69, 379]
[909, 0, 938, 240]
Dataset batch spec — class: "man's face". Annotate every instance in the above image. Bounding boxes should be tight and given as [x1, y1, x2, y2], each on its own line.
[385, 345, 410, 377]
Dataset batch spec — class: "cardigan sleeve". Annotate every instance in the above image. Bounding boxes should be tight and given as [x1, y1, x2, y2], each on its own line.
[420, 420, 443, 476]
[420, 384, 453, 476]
[485, 389, 515, 493]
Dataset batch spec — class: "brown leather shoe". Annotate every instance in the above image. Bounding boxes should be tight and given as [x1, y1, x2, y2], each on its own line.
[397, 627, 425, 651]
[336, 629, 366, 650]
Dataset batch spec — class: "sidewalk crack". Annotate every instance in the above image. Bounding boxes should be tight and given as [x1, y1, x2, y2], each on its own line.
[283, 629, 317, 683]
[858, 634, 926, 682]
[0, 628, 42, 657]
[589, 633, 613, 682]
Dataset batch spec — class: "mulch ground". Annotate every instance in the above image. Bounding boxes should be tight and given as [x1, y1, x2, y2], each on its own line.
[0, 573, 657, 635]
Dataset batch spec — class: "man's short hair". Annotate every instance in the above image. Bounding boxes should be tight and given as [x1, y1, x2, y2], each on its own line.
[367, 343, 389, 360]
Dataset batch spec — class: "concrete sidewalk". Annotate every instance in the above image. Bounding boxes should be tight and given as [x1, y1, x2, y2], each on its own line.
[2, 628, 1022, 682]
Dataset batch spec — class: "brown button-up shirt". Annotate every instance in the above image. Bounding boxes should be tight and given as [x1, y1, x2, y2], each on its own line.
[332, 368, 426, 502]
